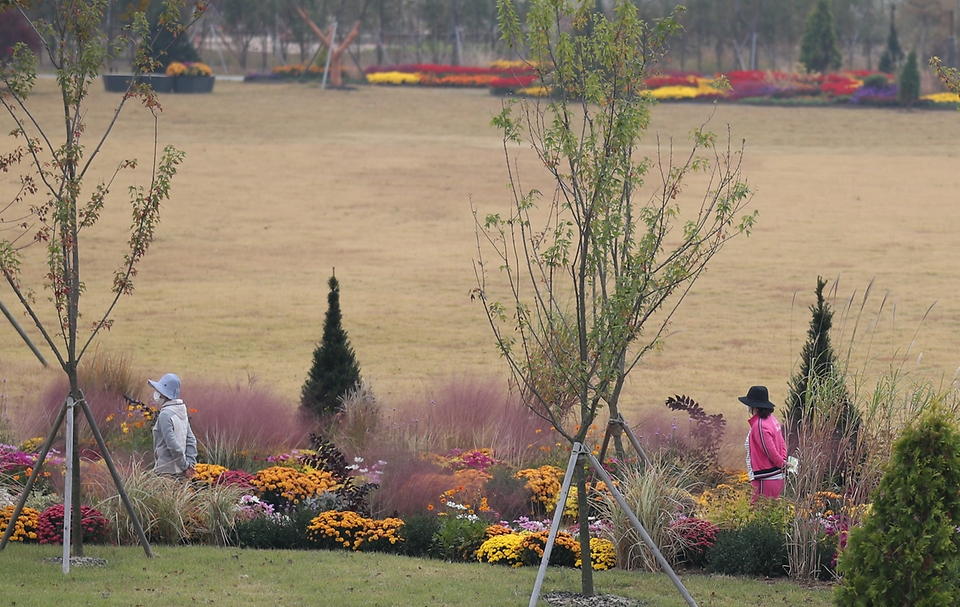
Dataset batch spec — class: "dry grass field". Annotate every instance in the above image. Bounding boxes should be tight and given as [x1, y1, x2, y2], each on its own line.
[2, 77, 960, 434]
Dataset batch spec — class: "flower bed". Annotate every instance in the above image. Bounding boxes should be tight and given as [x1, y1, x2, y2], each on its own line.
[360, 62, 960, 108]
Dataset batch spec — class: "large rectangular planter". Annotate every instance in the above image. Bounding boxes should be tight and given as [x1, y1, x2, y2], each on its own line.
[102, 74, 174, 93]
[174, 76, 215, 93]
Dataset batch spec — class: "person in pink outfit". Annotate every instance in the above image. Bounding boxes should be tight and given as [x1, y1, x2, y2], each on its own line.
[739, 385, 787, 501]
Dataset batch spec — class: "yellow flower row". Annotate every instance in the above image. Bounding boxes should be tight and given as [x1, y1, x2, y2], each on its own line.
[476, 530, 615, 570]
[306, 510, 404, 551]
[649, 82, 721, 100]
[366, 71, 421, 85]
[922, 91, 960, 104]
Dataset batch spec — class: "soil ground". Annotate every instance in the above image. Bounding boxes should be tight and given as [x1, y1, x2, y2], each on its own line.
[1, 78, 959, 435]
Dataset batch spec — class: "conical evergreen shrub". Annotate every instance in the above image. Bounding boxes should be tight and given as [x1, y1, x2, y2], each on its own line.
[301, 275, 362, 419]
[878, 6, 904, 74]
[799, 0, 842, 73]
[835, 404, 960, 606]
[898, 50, 920, 107]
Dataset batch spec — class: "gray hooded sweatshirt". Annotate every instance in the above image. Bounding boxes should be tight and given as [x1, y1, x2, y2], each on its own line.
[152, 399, 197, 475]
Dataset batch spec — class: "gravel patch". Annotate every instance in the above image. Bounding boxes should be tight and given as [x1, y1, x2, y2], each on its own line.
[541, 591, 649, 607]
[43, 556, 108, 567]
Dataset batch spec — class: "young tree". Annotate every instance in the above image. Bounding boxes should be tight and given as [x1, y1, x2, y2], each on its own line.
[475, 0, 755, 594]
[899, 49, 921, 106]
[0, 0, 202, 557]
[878, 5, 904, 74]
[301, 274, 362, 419]
[835, 404, 960, 606]
[799, 0, 842, 73]
[931, 55, 960, 96]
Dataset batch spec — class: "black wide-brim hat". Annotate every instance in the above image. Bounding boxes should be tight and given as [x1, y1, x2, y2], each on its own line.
[738, 385, 776, 409]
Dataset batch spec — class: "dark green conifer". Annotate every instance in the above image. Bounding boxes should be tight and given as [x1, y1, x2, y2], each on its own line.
[878, 6, 904, 74]
[799, 0, 842, 73]
[788, 277, 839, 432]
[836, 405, 960, 606]
[898, 50, 921, 107]
[301, 275, 362, 418]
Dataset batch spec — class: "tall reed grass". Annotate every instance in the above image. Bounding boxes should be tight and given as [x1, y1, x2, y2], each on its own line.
[185, 379, 308, 472]
[84, 458, 246, 546]
[379, 375, 554, 466]
[593, 458, 698, 572]
[784, 278, 960, 580]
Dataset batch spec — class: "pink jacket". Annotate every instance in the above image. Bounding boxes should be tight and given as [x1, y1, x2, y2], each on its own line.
[746, 413, 787, 481]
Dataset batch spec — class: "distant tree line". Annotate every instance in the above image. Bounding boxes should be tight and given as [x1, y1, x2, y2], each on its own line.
[3, 0, 958, 73]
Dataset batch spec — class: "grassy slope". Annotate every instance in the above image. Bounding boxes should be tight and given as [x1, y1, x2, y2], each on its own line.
[0, 544, 833, 607]
[1, 80, 960, 431]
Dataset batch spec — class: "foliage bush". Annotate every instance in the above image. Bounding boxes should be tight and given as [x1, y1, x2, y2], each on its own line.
[663, 395, 726, 476]
[399, 512, 441, 557]
[36, 504, 108, 545]
[706, 519, 788, 577]
[835, 405, 960, 606]
[861, 73, 890, 88]
[432, 515, 489, 561]
[234, 506, 318, 550]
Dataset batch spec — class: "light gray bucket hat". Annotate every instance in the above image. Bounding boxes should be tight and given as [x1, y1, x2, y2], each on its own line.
[148, 373, 181, 400]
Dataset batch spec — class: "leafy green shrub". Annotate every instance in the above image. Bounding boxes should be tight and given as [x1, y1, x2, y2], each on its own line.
[432, 516, 488, 561]
[835, 405, 960, 606]
[706, 519, 788, 577]
[234, 508, 318, 550]
[400, 513, 440, 557]
[862, 74, 889, 88]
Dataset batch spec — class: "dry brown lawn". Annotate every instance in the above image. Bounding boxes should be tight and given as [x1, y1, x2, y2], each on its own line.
[2, 78, 960, 432]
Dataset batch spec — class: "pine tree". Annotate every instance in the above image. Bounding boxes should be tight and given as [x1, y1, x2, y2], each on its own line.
[835, 405, 960, 606]
[301, 275, 362, 419]
[898, 50, 921, 107]
[878, 5, 904, 74]
[786, 277, 859, 480]
[799, 0, 842, 73]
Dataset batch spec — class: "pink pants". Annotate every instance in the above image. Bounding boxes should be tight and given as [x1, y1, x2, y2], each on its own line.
[751, 479, 784, 501]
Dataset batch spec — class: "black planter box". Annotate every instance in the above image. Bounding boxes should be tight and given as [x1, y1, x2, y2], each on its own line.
[173, 75, 215, 93]
[102, 74, 174, 93]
